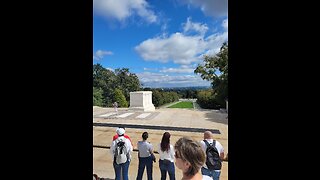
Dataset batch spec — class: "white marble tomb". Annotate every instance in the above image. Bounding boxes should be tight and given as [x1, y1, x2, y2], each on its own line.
[129, 91, 155, 112]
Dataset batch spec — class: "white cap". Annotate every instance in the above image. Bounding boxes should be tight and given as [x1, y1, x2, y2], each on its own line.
[116, 128, 125, 135]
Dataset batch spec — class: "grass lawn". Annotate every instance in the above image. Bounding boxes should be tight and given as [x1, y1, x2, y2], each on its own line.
[168, 101, 194, 108]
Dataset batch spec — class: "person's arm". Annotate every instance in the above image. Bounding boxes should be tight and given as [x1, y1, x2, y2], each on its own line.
[126, 139, 133, 152]
[110, 140, 116, 156]
[199, 140, 206, 153]
[170, 145, 175, 160]
[149, 143, 154, 154]
[148, 143, 156, 161]
[220, 152, 225, 160]
[125, 135, 134, 148]
[216, 141, 225, 160]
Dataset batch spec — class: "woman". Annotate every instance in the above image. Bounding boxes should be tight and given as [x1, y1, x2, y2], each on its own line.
[136, 132, 154, 180]
[174, 136, 212, 180]
[158, 132, 175, 180]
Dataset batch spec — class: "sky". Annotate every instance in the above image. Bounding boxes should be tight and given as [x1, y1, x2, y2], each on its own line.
[93, 0, 228, 88]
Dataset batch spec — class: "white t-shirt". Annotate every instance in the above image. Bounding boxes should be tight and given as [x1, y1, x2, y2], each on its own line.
[158, 143, 175, 162]
[200, 139, 224, 171]
[202, 175, 213, 180]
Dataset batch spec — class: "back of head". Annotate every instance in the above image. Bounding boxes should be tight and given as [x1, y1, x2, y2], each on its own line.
[161, 132, 171, 152]
[116, 128, 125, 137]
[204, 131, 212, 140]
[142, 132, 148, 140]
[174, 136, 205, 176]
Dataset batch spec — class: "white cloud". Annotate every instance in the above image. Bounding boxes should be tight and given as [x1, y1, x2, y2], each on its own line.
[106, 67, 114, 72]
[135, 32, 206, 65]
[143, 67, 159, 71]
[93, 50, 113, 60]
[136, 72, 211, 87]
[204, 31, 228, 56]
[181, 0, 228, 17]
[94, 0, 157, 23]
[222, 18, 228, 30]
[183, 17, 208, 36]
[160, 65, 195, 73]
[135, 18, 228, 65]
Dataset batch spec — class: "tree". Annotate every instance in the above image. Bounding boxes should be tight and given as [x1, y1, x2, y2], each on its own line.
[93, 64, 141, 107]
[115, 68, 141, 102]
[93, 87, 105, 107]
[93, 64, 117, 106]
[113, 88, 128, 107]
[194, 42, 228, 107]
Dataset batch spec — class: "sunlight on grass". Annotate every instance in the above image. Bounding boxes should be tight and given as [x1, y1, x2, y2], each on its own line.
[168, 101, 193, 108]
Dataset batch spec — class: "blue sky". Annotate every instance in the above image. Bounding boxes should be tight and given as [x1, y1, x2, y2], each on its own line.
[93, 0, 228, 88]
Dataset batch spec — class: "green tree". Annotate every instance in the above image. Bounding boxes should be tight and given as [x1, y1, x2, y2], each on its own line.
[113, 88, 128, 107]
[115, 68, 141, 102]
[195, 42, 228, 107]
[93, 87, 105, 107]
[93, 64, 117, 106]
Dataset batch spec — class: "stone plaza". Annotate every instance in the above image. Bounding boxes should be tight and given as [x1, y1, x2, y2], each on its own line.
[93, 99, 228, 180]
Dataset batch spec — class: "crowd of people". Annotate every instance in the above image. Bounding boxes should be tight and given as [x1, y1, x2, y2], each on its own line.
[94, 127, 226, 180]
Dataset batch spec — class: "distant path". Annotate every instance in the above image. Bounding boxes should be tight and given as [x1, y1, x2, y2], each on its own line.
[193, 101, 202, 110]
[158, 101, 180, 108]
[93, 122, 220, 134]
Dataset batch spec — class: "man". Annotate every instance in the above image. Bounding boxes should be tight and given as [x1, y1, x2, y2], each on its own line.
[113, 102, 118, 113]
[110, 127, 133, 180]
[200, 131, 225, 180]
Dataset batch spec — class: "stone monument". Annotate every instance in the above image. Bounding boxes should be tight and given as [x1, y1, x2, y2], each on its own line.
[129, 91, 155, 111]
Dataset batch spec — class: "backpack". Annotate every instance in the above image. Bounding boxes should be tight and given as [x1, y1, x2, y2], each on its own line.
[114, 138, 128, 164]
[203, 140, 222, 170]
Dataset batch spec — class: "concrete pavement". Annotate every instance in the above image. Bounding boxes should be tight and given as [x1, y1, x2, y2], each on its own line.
[93, 106, 228, 180]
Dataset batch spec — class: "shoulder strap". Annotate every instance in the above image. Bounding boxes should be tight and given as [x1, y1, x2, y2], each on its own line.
[212, 140, 216, 147]
[203, 139, 211, 149]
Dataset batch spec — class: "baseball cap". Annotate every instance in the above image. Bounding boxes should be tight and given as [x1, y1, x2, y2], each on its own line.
[116, 128, 125, 135]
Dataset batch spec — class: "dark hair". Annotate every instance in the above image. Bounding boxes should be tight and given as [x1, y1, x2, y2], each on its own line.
[119, 126, 125, 130]
[174, 136, 205, 176]
[142, 132, 148, 140]
[160, 132, 171, 152]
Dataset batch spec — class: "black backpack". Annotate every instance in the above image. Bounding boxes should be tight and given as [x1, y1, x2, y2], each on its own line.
[203, 140, 222, 170]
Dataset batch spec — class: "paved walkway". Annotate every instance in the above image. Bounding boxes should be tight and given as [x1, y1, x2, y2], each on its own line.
[93, 106, 228, 180]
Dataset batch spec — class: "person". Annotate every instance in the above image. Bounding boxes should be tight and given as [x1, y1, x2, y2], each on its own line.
[200, 131, 225, 180]
[113, 102, 118, 113]
[113, 127, 134, 147]
[158, 132, 175, 180]
[136, 132, 155, 180]
[110, 127, 133, 180]
[174, 136, 212, 180]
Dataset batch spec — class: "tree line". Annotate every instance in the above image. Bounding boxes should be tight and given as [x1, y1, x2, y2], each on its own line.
[93, 65, 179, 107]
[93, 42, 228, 109]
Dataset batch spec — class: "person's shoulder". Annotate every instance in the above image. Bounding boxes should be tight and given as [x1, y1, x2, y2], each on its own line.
[202, 175, 212, 180]
[215, 140, 223, 146]
[124, 134, 130, 138]
[147, 141, 153, 147]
